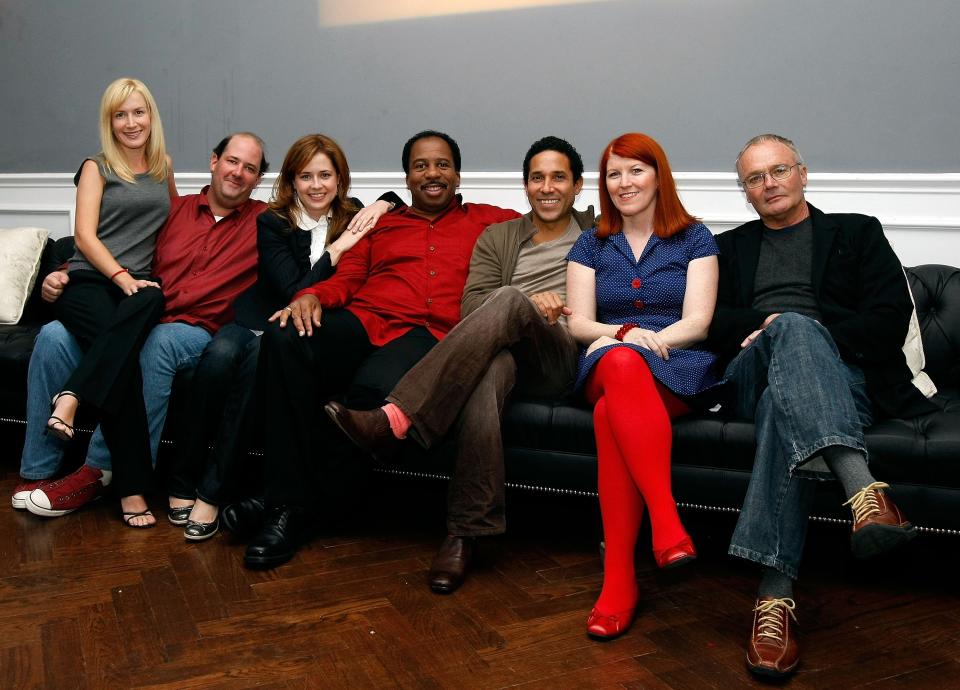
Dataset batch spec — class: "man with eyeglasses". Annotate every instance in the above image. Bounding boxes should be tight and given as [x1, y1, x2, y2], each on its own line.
[706, 133, 938, 679]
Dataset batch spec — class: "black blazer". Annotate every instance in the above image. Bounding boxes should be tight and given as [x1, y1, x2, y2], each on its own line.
[233, 192, 406, 331]
[233, 199, 362, 331]
[707, 203, 934, 419]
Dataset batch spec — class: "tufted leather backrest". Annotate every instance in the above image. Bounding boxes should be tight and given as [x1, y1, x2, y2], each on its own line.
[907, 265, 960, 390]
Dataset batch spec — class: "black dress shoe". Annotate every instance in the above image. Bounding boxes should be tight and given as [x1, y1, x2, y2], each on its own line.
[184, 515, 220, 542]
[244, 506, 313, 569]
[324, 401, 401, 464]
[221, 496, 266, 538]
[428, 535, 475, 594]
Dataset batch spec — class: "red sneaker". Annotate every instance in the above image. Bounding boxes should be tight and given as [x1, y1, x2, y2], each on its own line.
[26, 465, 107, 517]
[12, 478, 53, 510]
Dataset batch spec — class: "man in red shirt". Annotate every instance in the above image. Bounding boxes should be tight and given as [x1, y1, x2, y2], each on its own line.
[238, 131, 519, 568]
[14, 133, 268, 524]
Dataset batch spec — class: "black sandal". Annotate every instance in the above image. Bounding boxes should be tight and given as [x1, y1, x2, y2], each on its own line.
[122, 509, 156, 529]
[45, 391, 78, 442]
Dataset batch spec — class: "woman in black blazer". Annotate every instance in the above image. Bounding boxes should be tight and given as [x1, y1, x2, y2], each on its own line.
[167, 133, 402, 540]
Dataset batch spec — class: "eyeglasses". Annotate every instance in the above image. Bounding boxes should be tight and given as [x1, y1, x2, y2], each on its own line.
[739, 163, 803, 189]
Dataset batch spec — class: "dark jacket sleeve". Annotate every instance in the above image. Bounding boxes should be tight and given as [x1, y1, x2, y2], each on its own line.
[256, 197, 367, 302]
[706, 231, 767, 362]
[376, 191, 406, 210]
[822, 216, 912, 364]
[256, 211, 323, 302]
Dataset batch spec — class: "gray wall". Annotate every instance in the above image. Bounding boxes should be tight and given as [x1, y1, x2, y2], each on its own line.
[2, 0, 958, 174]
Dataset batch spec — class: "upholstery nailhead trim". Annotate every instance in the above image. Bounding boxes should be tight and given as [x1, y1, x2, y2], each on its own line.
[2, 416, 956, 536]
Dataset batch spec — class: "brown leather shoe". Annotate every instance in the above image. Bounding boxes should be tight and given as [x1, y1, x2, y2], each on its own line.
[324, 401, 401, 464]
[846, 482, 917, 559]
[747, 597, 799, 679]
[428, 535, 474, 594]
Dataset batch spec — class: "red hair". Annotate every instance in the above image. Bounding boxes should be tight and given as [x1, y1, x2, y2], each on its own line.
[596, 132, 696, 239]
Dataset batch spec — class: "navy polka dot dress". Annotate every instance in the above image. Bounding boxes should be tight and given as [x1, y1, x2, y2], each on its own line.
[567, 222, 721, 396]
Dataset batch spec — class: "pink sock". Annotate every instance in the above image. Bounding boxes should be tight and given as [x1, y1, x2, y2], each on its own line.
[382, 403, 411, 439]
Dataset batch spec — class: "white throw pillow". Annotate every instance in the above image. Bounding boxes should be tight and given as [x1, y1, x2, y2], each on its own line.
[0, 226, 49, 324]
[902, 268, 937, 399]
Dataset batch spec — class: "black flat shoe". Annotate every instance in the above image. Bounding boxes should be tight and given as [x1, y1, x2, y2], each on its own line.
[243, 506, 313, 569]
[184, 516, 220, 541]
[167, 504, 194, 526]
[221, 496, 267, 538]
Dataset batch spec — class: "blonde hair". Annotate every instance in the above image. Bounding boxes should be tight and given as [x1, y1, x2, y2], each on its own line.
[98, 77, 168, 183]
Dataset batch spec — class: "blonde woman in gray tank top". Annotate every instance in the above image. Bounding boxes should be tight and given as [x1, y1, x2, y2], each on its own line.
[43, 78, 177, 528]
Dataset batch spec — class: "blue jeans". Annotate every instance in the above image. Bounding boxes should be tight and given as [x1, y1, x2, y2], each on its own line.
[19, 321, 211, 480]
[725, 313, 873, 579]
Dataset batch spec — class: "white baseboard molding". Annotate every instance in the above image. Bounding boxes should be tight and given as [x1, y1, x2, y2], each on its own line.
[2, 171, 958, 267]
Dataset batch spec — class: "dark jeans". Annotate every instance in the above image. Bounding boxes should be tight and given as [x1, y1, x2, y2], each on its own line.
[54, 270, 165, 496]
[258, 308, 438, 509]
[388, 287, 579, 536]
[167, 324, 260, 506]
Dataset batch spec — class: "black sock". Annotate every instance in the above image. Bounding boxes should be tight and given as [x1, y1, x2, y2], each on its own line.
[758, 567, 794, 600]
[820, 446, 876, 500]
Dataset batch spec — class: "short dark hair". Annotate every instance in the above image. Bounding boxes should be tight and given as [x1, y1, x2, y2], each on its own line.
[212, 132, 269, 175]
[522, 136, 584, 183]
[402, 130, 461, 175]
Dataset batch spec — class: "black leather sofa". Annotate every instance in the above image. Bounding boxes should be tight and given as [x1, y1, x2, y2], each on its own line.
[391, 264, 960, 535]
[3, 238, 959, 534]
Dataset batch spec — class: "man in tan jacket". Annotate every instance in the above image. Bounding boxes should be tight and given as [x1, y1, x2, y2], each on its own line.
[327, 136, 594, 593]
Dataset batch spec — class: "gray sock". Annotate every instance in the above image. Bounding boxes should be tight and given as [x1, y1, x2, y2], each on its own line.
[758, 567, 795, 600]
[820, 446, 875, 500]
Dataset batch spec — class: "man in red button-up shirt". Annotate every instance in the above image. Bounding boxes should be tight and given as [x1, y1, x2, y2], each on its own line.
[241, 131, 518, 569]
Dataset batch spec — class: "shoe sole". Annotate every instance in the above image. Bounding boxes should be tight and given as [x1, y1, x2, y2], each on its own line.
[586, 629, 629, 642]
[12, 494, 29, 510]
[429, 581, 461, 595]
[244, 551, 295, 569]
[659, 554, 697, 571]
[25, 493, 100, 517]
[184, 526, 220, 542]
[746, 657, 799, 679]
[852, 523, 918, 559]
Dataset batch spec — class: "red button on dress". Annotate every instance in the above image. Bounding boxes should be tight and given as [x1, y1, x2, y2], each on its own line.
[631, 278, 641, 289]
[634, 299, 645, 309]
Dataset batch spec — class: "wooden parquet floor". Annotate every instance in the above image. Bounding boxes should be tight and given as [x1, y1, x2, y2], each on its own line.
[2, 454, 959, 689]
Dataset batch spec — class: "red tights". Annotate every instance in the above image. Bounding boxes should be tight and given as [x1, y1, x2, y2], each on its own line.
[586, 347, 691, 615]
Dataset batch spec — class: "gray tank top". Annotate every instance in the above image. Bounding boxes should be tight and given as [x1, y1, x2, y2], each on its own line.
[68, 156, 170, 276]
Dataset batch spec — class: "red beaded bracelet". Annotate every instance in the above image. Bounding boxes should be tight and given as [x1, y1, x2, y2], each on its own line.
[615, 323, 638, 341]
[110, 268, 128, 280]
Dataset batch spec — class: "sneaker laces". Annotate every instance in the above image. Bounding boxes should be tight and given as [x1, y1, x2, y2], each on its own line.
[843, 481, 890, 523]
[753, 598, 797, 643]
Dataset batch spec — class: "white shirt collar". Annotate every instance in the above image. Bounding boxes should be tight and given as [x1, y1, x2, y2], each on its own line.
[295, 197, 331, 232]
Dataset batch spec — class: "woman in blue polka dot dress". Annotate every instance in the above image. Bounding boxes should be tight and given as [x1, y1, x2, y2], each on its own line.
[566, 133, 720, 640]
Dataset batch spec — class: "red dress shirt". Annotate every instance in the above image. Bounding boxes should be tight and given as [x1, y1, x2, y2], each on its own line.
[296, 195, 519, 345]
[152, 186, 267, 333]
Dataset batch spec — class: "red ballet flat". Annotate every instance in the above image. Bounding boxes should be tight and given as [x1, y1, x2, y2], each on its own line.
[586, 606, 636, 640]
[654, 536, 697, 570]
